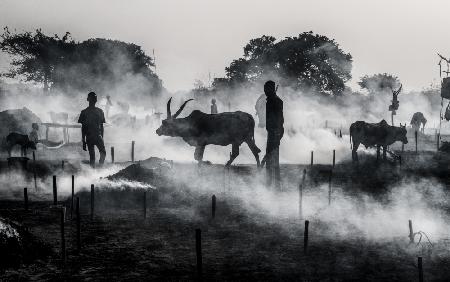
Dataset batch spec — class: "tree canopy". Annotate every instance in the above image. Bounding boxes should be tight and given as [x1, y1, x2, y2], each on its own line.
[218, 32, 353, 95]
[358, 73, 401, 94]
[0, 28, 162, 97]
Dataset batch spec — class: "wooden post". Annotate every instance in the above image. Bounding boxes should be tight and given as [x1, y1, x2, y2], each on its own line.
[53, 175, 57, 205]
[328, 170, 332, 205]
[415, 131, 418, 154]
[418, 257, 423, 282]
[90, 184, 94, 220]
[32, 151, 37, 191]
[437, 133, 440, 151]
[71, 175, 74, 219]
[339, 129, 342, 138]
[299, 169, 306, 218]
[212, 195, 216, 219]
[24, 187, 28, 211]
[408, 219, 414, 243]
[310, 151, 313, 167]
[401, 143, 404, 154]
[332, 150, 336, 168]
[76, 197, 81, 254]
[60, 207, 66, 263]
[304, 220, 309, 254]
[45, 126, 49, 141]
[195, 229, 202, 280]
[143, 191, 147, 219]
[131, 141, 135, 162]
[111, 147, 115, 163]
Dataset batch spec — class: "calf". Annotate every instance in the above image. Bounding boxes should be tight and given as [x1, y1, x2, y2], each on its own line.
[6, 132, 36, 157]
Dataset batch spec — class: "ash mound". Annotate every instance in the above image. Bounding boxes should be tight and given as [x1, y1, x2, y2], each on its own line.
[106, 157, 173, 188]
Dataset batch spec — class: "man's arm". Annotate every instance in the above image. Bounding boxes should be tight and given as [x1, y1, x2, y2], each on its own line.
[78, 111, 87, 150]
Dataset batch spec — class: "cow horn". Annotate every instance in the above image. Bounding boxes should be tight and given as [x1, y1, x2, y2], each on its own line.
[166, 97, 172, 119]
[173, 99, 194, 118]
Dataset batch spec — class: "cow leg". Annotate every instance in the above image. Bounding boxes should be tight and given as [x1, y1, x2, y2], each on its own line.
[245, 139, 261, 167]
[194, 146, 205, 163]
[352, 142, 360, 162]
[225, 144, 239, 167]
[376, 145, 380, 162]
[383, 145, 387, 160]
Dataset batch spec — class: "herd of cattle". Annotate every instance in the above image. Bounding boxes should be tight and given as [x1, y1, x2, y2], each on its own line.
[4, 97, 427, 166]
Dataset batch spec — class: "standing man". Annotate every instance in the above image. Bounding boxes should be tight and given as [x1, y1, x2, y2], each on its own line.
[78, 92, 106, 168]
[264, 81, 284, 189]
[211, 98, 218, 114]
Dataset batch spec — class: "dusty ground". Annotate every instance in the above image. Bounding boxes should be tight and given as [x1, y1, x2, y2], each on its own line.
[0, 149, 450, 281]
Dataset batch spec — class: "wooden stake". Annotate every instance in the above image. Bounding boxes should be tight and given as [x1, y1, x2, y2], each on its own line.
[71, 175, 74, 219]
[24, 187, 28, 211]
[131, 141, 135, 162]
[111, 146, 115, 163]
[32, 151, 37, 191]
[90, 184, 94, 220]
[195, 229, 202, 279]
[332, 150, 336, 168]
[76, 197, 81, 254]
[437, 133, 440, 151]
[60, 207, 66, 263]
[418, 257, 423, 282]
[53, 175, 57, 205]
[143, 191, 147, 219]
[328, 170, 332, 205]
[310, 151, 314, 167]
[408, 219, 414, 243]
[415, 131, 418, 154]
[212, 195, 216, 219]
[304, 220, 309, 254]
[299, 169, 306, 219]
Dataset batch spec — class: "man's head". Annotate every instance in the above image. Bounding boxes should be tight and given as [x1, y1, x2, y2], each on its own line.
[211, 98, 216, 105]
[264, 80, 276, 96]
[32, 123, 39, 131]
[87, 92, 97, 104]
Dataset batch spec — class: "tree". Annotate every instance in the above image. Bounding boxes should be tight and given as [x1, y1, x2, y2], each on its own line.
[0, 27, 75, 92]
[220, 32, 352, 95]
[0, 28, 163, 98]
[358, 73, 401, 94]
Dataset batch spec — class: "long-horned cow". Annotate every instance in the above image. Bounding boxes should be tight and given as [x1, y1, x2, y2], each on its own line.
[350, 120, 408, 161]
[156, 98, 261, 166]
[410, 112, 427, 133]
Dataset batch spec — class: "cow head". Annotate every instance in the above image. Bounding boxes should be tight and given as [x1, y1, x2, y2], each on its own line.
[156, 98, 193, 137]
[397, 123, 408, 144]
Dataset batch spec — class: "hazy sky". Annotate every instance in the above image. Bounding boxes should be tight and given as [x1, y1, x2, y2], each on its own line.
[1, 0, 450, 92]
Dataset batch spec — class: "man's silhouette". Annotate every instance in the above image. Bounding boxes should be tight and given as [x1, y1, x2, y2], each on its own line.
[264, 80, 284, 189]
[211, 98, 218, 114]
[78, 92, 106, 168]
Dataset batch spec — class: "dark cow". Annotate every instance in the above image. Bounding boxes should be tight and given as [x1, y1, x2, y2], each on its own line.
[350, 120, 408, 161]
[6, 132, 36, 157]
[156, 98, 261, 166]
[410, 112, 427, 133]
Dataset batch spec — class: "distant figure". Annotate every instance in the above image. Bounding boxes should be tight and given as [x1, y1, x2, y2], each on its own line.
[410, 112, 427, 133]
[6, 132, 36, 157]
[255, 94, 266, 128]
[29, 123, 40, 144]
[211, 98, 218, 114]
[78, 92, 106, 168]
[262, 81, 284, 189]
[105, 95, 113, 119]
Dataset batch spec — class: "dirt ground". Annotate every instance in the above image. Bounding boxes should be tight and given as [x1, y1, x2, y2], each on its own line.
[0, 149, 450, 281]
